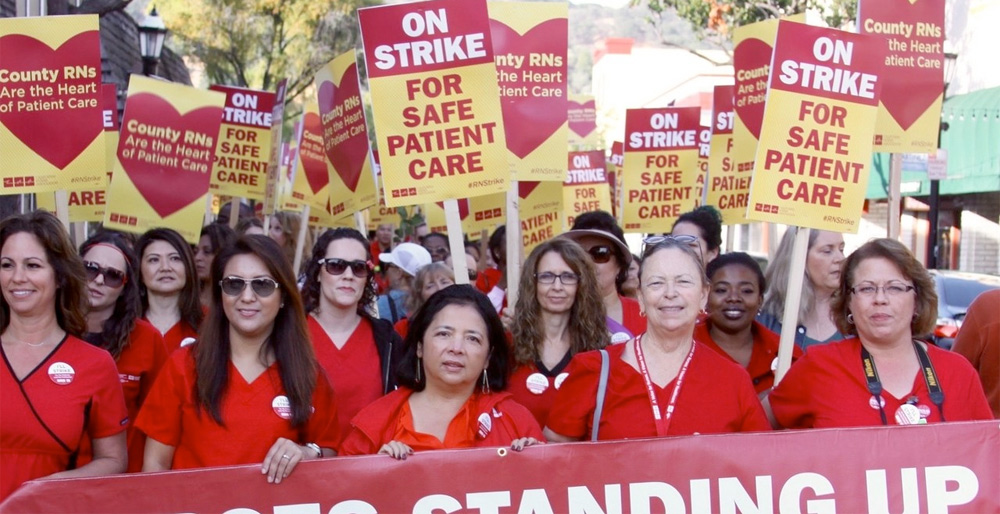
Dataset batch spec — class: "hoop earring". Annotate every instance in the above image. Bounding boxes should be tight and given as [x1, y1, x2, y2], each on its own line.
[416, 357, 422, 384]
[847, 313, 854, 324]
[481, 369, 490, 395]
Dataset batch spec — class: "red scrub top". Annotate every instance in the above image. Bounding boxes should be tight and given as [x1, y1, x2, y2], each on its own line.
[1, 335, 128, 502]
[546, 342, 770, 440]
[135, 347, 340, 470]
[339, 388, 543, 455]
[693, 320, 802, 394]
[393, 317, 410, 339]
[77, 319, 169, 472]
[620, 296, 647, 338]
[307, 316, 383, 437]
[151, 318, 199, 354]
[770, 338, 993, 429]
[507, 351, 574, 428]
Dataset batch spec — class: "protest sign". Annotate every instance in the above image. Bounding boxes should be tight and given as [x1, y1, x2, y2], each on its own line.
[0, 15, 104, 193]
[568, 93, 599, 149]
[859, 0, 945, 152]
[564, 150, 611, 228]
[261, 79, 287, 218]
[315, 50, 378, 217]
[423, 193, 505, 236]
[746, 22, 885, 233]
[367, 154, 406, 231]
[102, 76, 225, 243]
[489, 1, 568, 181]
[519, 181, 562, 255]
[621, 107, 701, 233]
[4, 422, 997, 514]
[696, 126, 710, 205]
[609, 141, 624, 219]
[277, 141, 303, 213]
[290, 102, 332, 212]
[707, 85, 750, 225]
[207, 85, 274, 200]
[359, 0, 509, 207]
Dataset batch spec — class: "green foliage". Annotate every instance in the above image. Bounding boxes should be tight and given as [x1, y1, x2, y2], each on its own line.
[155, 0, 374, 107]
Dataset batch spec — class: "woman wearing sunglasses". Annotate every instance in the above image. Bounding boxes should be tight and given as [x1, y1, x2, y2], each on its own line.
[508, 239, 609, 427]
[339, 285, 543, 458]
[302, 228, 404, 437]
[137, 236, 339, 482]
[79, 231, 168, 472]
[135, 229, 203, 353]
[1, 212, 128, 502]
[545, 238, 769, 442]
[563, 211, 644, 343]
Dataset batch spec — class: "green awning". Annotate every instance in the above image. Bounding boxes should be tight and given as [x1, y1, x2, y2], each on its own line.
[866, 86, 1000, 199]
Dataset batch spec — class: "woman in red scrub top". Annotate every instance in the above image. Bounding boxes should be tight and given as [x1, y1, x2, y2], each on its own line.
[508, 238, 609, 427]
[545, 237, 770, 442]
[301, 228, 404, 437]
[1, 211, 128, 501]
[138, 235, 339, 484]
[136, 228, 203, 353]
[340, 285, 543, 458]
[79, 231, 168, 472]
[770, 239, 992, 428]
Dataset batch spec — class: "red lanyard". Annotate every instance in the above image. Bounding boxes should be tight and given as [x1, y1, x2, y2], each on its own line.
[634, 335, 696, 437]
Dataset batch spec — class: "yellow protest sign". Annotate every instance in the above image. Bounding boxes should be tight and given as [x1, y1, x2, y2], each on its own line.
[519, 181, 562, 254]
[746, 22, 885, 233]
[1, 15, 104, 193]
[102, 76, 225, 243]
[423, 193, 505, 236]
[208, 85, 274, 200]
[289, 102, 332, 212]
[568, 93, 599, 150]
[359, 0, 509, 207]
[621, 107, 701, 233]
[564, 150, 611, 228]
[315, 50, 377, 218]
[696, 126, 710, 206]
[707, 85, 749, 225]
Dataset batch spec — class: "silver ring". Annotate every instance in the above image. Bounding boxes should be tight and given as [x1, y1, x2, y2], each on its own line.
[281, 454, 290, 460]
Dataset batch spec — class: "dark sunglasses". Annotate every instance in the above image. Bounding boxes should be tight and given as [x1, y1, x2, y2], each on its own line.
[84, 261, 127, 288]
[219, 276, 280, 297]
[586, 245, 615, 264]
[318, 257, 371, 277]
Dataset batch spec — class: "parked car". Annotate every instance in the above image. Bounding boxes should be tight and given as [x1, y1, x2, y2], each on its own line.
[927, 270, 1000, 350]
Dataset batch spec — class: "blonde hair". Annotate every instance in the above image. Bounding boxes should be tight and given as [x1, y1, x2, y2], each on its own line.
[760, 228, 822, 324]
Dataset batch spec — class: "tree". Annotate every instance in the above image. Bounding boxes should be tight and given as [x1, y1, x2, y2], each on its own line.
[155, 0, 375, 111]
[634, 0, 856, 64]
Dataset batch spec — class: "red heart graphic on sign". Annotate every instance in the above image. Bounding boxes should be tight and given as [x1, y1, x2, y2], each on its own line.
[317, 64, 369, 192]
[118, 93, 221, 218]
[568, 99, 596, 138]
[299, 112, 330, 195]
[880, 69, 939, 131]
[733, 37, 772, 140]
[0, 32, 102, 169]
[435, 199, 470, 220]
[490, 19, 567, 159]
[518, 181, 541, 199]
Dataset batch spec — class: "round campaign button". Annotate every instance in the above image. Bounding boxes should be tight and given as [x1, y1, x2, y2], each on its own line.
[554, 372, 569, 390]
[180, 337, 197, 348]
[894, 403, 922, 425]
[477, 412, 492, 439]
[770, 357, 779, 371]
[869, 395, 886, 410]
[917, 404, 931, 418]
[272, 395, 292, 420]
[525, 373, 548, 395]
[48, 362, 75, 385]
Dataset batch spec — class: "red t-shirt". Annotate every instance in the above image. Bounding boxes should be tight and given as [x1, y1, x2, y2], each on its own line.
[620, 296, 647, 338]
[693, 320, 802, 394]
[135, 347, 340, 469]
[307, 316, 384, 437]
[770, 338, 993, 429]
[1, 335, 128, 502]
[153, 319, 199, 355]
[546, 342, 770, 440]
[77, 319, 169, 472]
[394, 317, 410, 339]
[507, 351, 574, 428]
[339, 388, 543, 455]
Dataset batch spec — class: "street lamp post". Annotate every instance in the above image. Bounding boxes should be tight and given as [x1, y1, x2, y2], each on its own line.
[138, 7, 168, 77]
[927, 51, 959, 270]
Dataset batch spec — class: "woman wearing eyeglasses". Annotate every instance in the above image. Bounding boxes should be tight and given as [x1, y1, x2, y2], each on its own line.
[1, 212, 127, 502]
[79, 231, 168, 472]
[564, 211, 645, 343]
[508, 239, 610, 427]
[770, 239, 991, 428]
[545, 238, 769, 442]
[137, 236, 339, 482]
[302, 228, 404, 437]
[135, 229, 203, 353]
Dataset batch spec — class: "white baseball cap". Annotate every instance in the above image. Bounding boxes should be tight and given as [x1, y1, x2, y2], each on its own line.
[380, 243, 432, 277]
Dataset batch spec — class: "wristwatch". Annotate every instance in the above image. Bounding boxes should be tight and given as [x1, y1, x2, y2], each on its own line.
[305, 442, 322, 458]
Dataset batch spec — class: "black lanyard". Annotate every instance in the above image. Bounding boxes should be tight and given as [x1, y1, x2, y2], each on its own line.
[861, 341, 945, 425]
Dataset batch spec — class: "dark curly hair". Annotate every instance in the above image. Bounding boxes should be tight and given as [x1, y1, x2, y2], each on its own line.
[706, 252, 765, 293]
[301, 228, 377, 316]
[79, 231, 142, 359]
[673, 205, 723, 256]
